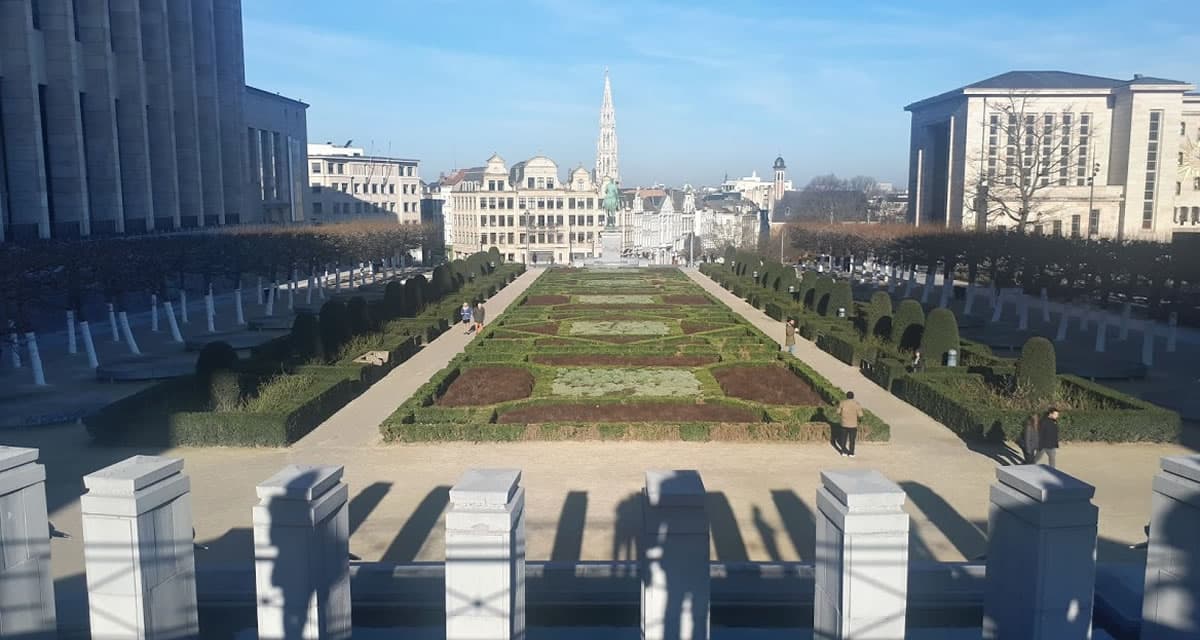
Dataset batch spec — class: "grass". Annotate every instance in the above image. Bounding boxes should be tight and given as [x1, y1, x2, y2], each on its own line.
[939, 375, 1124, 412]
[577, 294, 656, 304]
[550, 367, 702, 397]
[568, 320, 671, 336]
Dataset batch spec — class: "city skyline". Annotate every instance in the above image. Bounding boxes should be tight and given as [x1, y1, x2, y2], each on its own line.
[243, 0, 1198, 188]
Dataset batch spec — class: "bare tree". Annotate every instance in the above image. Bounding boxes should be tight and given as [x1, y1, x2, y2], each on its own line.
[968, 92, 1097, 232]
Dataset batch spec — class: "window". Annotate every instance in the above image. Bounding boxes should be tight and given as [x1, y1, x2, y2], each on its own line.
[1041, 114, 1054, 187]
[1195, 177, 1200, 190]
[313, 202, 323, 215]
[1052, 220, 1063, 236]
[1033, 224, 1044, 235]
[311, 185, 321, 193]
[1076, 114, 1092, 186]
[507, 197, 514, 209]
[1183, 122, 1188, 136]
[546, 178, 555, 189]
[1143, 111, 1163, 230]
[32, 0, 41, 29]
[372, 184, 378, 194]
[327, 162, 335, 173]
[1181, 152, 1186, 166]
[337, 163, 345, 174]
[389, 184, 395, 194]
[1089, 209, 1100, 237]
[1058, 113, 1073, 186]
[72, 0, 80, 41]
[1071, 214, 1081, 238]
[1005, 114, 1018, 186]
[569, 215, 576, 225]
[527, 178, 535, 188]
[312, 162, 321, 174]
[986, 114, 999, 180]
[1178, 182, 1183, 196]
[569, 198, 576, 210]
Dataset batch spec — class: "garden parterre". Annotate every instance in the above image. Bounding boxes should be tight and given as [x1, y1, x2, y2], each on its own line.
[382, 268, 890, 442]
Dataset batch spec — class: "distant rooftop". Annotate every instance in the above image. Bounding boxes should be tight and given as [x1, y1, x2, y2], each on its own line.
[906, 70, 1193, 110]
[245, 85, 309, 107]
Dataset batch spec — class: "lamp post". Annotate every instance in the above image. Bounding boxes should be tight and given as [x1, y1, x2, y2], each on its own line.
[524, 211, 533, 265]
[1087, 162, 1100, 237]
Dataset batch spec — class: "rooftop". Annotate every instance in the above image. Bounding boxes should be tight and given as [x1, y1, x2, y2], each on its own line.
[906, 70, 1193, 111]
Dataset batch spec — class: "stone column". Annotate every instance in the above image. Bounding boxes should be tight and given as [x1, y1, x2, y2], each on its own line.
[0, 447, 56, 638]
[190, 0, 226, 226]
[39, 0, 92, 238]
[0, 1, 51, 240]
[642, 469, 709, 640]
[213, 0, 247, 223]
[982, 466, 1097, 640]
[139, 0, 181, 231]
[77, 0, 126, 235]
[445, 468, 526, 640]
[166, 0, 204, 228]
[81, 456, 198, 640]
[253, 464, 351, 640]
[1141, 455, 1200, 639]
[814, 469, 909, 640]
[109, 0, 156, 233]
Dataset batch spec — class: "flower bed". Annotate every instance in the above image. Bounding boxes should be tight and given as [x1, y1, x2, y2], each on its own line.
[712, 365, 825, 405]
[577, 294, 656, 304]
[438, 366, 535, 406]
[568, 320, 671, 336]
[551, 367, 701, 397]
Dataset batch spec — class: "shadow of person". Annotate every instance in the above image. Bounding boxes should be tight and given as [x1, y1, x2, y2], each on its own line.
[706, 491, 748, 562]
[550, 490, 588, 563]
[770, 489, 816, 560]
[265, 469, 320, 640]
[752, 505, 781, 562]
[612, 491, 641, 577]
[381, 485, 450, 563]
[899, 480, 987, 561]
[652, 472, 708, 640]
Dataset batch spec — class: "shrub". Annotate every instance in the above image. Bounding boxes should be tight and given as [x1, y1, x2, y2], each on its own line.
[384, 280, 405, 318]
[209, 370, 242, 411]
[319, 300, 350, 361]
[920, 308, 960, 366]
[291, 312, 322, 361]
[1015, 337, 1057, 402]
[402, 275, 425, 315]
[346, 296, 372, 334]
[195, 341, 238, 382]
[432, 264, 455, 297]
[864, 291, 892, 339]
[813, 276, 834, 314]
[825, 280, 852, 318]
[891, 298, 925, 351]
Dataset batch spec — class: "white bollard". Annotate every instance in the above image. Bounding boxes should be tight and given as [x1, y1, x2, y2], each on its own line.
[82, 456, 199, 640]
[1142, 321, 1155, 367]
[306, 274, 314, 305]
[254, 465, 351, 640]
[1167, 312, 1178, 353]
[1121, 302, 1132, 341]
[288, 281, 295, 311]
[983, 466, 1098, 640]
[1055, 305, 1069, 342]
[205, 294, 216, 333]
[179, 290, 189, 324]
[1017, 299, 1029, 330]
[265, 284, 276, 317]
[1141, 455, 1200, 639]
[1040, 288, 1051, 323]
[235, 288, 246, 326]
[25, 333, 45, 386]
[66, 310, 77, 354]
[446, 469, 526, 640]
[1094, 316, 1107, 353]
[107, 302, 120, 342]
[642, 469, 709, 640]
[151, 294, 160, 332]
[990, 291, 1005, 323]
[920, 270, 935, 304]
[117, 312, 140, 355]
[79, 320, 99, 368]
[0, 447, 57, 637]
[815, 469, 909, 640]
[164, 301, 184, 343]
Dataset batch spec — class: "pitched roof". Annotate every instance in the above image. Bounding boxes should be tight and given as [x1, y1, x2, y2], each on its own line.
[906, 70, 1191, 110]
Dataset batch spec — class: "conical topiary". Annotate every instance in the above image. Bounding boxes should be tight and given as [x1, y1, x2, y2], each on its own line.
[1016, 336, 1057, 402]
[891, 298, 925, 351]
[318, 300, 349, 361]
[813, 276, 834, 314]
[383, 280, 405, 318]
[290, 312, 322, 362]
[864, 291, 893, 338]
[920, 308, 960, 366]
[346, 296, 371, 335]
[825, 280, 853, 318]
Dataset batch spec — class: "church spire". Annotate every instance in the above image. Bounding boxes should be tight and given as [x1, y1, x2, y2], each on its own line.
[594, 68, 619, 187]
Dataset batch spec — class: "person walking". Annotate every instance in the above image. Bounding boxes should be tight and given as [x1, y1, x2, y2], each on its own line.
[460, 302, 473, 334]
[473, 301, 487, 333]
[837, 391, 864, 457]
[1031, 407, 1061, 468]
[784, 318, 797, 355]
[1020, 412, 1040, 464]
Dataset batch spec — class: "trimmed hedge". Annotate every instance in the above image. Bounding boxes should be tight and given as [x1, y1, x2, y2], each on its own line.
[891, 298, 925, 350]
[1016, 337, 1057, 402]
[920, 308, 960, 366]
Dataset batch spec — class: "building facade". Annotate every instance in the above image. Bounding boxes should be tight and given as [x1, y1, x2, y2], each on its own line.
[306, 143, 421, 225]
[0, 0, 303, 242]
[448, 154, 604, 264]
[620, 187, 696, 263]
[720, 167, 792, 213]
[905, 70, 1199, 240]
[244, 87, 309, 224]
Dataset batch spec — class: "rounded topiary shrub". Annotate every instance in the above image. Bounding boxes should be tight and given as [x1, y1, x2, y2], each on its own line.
[813, 276, 834, 315]
[432, 264, 455, 297]
[825, 280, 853, 318]
[195, 341, 238, 382]
[403, 275, 426, 315]
[319, 300, 350, 361]
[291, 312, 322, 362]
[864, 291, 893, 338]
[346, 296, 372, 335]
[891, 298, 925, 351]
[208, 370, 242, 411]
[488, 246, 501, 266]
[1016, 336, 1057, 402]
[920, 308, 960, 366]
[383, 280, 405, 318]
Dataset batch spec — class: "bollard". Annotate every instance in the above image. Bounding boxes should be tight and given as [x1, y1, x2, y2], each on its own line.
[1040, 288, 1051, 323]
[815, 469, 909, 640]
[1167, 312, 1178, 353]
[947, 348, 958, 367]
[1141, 456, 1200, 639]
[1120, 302, 1132, 341]
[0, 447, 56, 638]
[1094, 316, 1107, 353]
[642, 470, 709, 640]
[82, 456, 198, 639]
[990, 291, 1004, 323]
[983, 466, 1097, 640]
[446, 468, 526, 640]
[253, 464, 351, 640]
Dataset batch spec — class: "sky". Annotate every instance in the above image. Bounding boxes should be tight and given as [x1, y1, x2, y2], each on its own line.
[243, 0, 1199, 189]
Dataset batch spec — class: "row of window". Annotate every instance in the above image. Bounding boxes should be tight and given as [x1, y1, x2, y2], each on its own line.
[311, 182, 417, 196]
[1174, 178, 1200, 194]
[1032, 210, 1101, 238]
[472, 232, 598, 246]
[1176, 207, 1200, 225]
[1143, 111, 1163, 230]
[312, 200, 417, 216]
[987, 112, 1094, 187]
[452, 196, 597, 211]
[311, 161, 416, 177]
[475, 214, 603, 228]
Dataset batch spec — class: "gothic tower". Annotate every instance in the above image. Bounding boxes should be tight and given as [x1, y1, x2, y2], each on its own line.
[773, 155, 787, 213]
[595, 69, 620, 187]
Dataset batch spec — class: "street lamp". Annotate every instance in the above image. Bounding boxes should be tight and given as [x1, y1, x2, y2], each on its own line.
[1087, 162, 1101, 237]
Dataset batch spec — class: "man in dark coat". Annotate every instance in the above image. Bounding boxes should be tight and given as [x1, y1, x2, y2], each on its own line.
[1031, 407, 1061, 468]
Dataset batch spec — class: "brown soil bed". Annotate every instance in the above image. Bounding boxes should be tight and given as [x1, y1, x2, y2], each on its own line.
[664, 295, 712, 305]
[682, 321, 722, 334]
[557, 304, 674, 311]
[579, 335, 658, 344]
[524, 295, 570, 306]
[532, 354, 718, 367]
[713, 365, 826, 405]
[512, 322, 560, 335]
[535, 337, 584, 346]
[438, 367, 535, 406]
[498, 403, 759, 423]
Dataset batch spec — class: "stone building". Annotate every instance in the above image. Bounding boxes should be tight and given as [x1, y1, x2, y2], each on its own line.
[621, 186, 696, 263]
[245, 87, 309, 225]
[447, 154, 604, 264]
[306, 143, 421, 225]
[0, 0, 307, 242]
[720, 165, 792, 213]
[905, 70, 1199, 240]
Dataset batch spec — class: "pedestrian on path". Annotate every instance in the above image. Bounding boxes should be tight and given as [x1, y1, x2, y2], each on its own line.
[460, 302, 473, 334]
[837, 391, 864, 457]
[1031, 407, 1061, 468]
[1020, 412, 1040, 464]
[473, 302, 487, 333]
[784, 318, 797, 355]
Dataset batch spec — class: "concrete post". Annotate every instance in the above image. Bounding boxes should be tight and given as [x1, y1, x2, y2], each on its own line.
[1120, 302, 1133, 341]
[1055, 305, 1069, 343]
[446, 468, 526, 640]
[982, 466, 1098, 640]
[1040, 288, 1051, 323]
[642, 469, 709, 640]
[81, 455, 198, 640]
[1142, 322, 1155, 368]
[1141, 456, 1200, 639]
[1094, 316, 1107, 353]
[815, 469, 910, 640]
[1166, 312, 1178, 353]
[0, 447, 56, 638]
[990, 291, 1004, 323]
[253, 464, 351, 640]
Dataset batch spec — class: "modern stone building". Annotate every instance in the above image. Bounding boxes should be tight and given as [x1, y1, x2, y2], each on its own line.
[905, 70, 1199, 240]
[0, 0, 307, 242]
[245, 87, 309, 225]
[621, 186, 696, 263]
[306, 143, 421, 225]
[720, 165, 791, 213]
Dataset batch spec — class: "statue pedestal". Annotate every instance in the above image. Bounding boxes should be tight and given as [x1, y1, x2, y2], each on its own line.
[601, 230, 622, 261]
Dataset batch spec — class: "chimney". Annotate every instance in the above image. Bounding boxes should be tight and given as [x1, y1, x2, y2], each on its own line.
[1133, 74, 1144, 80]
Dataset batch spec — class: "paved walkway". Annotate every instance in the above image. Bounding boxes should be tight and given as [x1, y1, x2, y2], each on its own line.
[294, 267, 544, 449]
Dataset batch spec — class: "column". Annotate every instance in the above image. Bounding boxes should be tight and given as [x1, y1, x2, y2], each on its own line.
[260, 129, 276, 205]
[166, 0, 203, 228]
[81, 456, 198, 640]
[76, 0, 125, 235]
[641, 469, 709, 640]
[0, 447, 56, 638]
[191, 0, 225, 226]
[1141, 455, 1200, 639]
[109, 0, 155, 233]
[445, 468, 525, 640]
[0, 1, 50, 240]
[814, 469, 909, 640]
[140, 0, 181, 231]
[253, 464, 351, 640]
[40, 0, 92, 238]
[982, 466, 1097, 640]
[213, 0, 247, 223]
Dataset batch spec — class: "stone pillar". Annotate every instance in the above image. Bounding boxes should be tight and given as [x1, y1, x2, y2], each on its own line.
[109, 0, 156, 233]
[191, 0, 226, 226]
[213, 0, 247, 223]
[166, 0, 204, 228]
[642, 469, 709, 640]
[81, 456, 198, 640]
[445, 468, 526, 640]
[0, 447, 56, 638]
[140, 0, 181, 231]
[253, 465, 351, 640]
[39, 0, 92, 238]
[982, 466, 1097, 640]
[814, 469, 909, 640]
[0, 1, 51, 240]
[1141, 455, 1200, 639]
[76, 0, 126, 235]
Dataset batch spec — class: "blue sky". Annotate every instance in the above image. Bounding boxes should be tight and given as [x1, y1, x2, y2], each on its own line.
[243, 0, 1198, 189]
